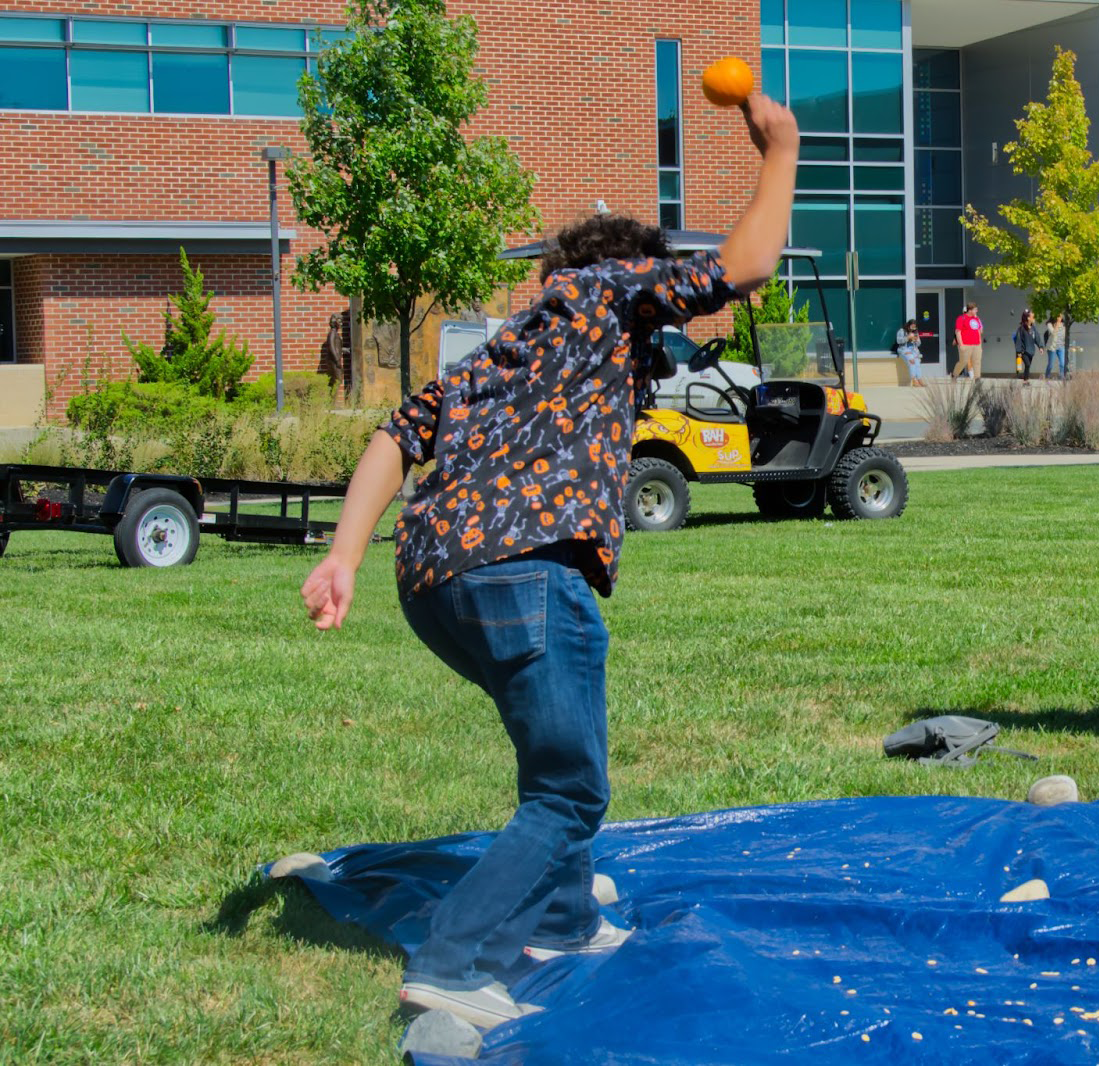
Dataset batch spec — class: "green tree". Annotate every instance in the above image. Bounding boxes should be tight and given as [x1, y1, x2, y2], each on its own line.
[124, 248, 253, 400]
[962, 47, 1099, 360]
[725, 272, 811, 376]
[289, 0, 539, 398]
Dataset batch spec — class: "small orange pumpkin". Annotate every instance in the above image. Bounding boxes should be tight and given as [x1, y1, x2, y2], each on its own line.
[702, 57, 754, 108]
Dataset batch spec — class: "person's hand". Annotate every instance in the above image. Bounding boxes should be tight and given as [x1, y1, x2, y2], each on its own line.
[301, 553, 357, 631]
[740, 93, 799, 160]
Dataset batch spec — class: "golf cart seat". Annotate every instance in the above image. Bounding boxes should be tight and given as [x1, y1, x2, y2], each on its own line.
[684, 381, 745, 424]
[747, 381, 825, 433]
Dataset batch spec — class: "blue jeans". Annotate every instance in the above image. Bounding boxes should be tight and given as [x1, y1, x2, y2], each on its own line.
[1046, 347, 1066, 378]
[400, 546, 610, 989]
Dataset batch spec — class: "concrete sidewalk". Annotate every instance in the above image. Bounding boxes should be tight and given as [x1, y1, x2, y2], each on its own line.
[898, 451, 1099, 472]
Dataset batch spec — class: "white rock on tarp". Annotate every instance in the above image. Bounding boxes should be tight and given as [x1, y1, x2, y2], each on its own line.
[1000, 878, 1050, 903]
[269, 852, 333, 882]
[1027, 775, 1079, 807]
[399, 1010, 484, 1058]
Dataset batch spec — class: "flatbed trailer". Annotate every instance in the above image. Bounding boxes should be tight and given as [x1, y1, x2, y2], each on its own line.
[0, 463, 348, 567]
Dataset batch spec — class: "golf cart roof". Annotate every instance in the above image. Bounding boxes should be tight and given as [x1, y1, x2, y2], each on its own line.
[498, 231, 821, 261]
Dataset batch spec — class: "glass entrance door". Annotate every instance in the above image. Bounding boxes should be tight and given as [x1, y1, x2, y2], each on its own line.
[915, 289, 944, 376]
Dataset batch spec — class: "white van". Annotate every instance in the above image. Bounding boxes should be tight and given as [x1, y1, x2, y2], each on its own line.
[438, 320, 758, 411]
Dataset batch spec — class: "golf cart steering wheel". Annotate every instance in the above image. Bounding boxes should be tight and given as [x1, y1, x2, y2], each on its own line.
[687, 337, 726, 373]
[688, 337, 753, 408]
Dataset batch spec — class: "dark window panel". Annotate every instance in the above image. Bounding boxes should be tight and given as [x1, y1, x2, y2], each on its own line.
[761, 0, 785, 46]
[854, 197, 904, 274]
[0, 47, 66, 108]
[153, 52, 230, 113]
[800, 136, 849, 162]
[852, 53, 902, 134]
[915, 150, 962, 206]
[788, 0, 846, 48]
[913, 48, 960, 91]
[72, 51, 150, 112]
[853, 138, 903, 163]
[792, 197, 849, 277]
[789, 50, 848, 133]
[762, 48, 785, 105]
[853, 165, 904, 191]
[850, 0, 901, 50]
[232, 55, 304, 115]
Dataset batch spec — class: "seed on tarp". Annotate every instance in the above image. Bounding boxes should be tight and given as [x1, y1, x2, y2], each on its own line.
[1088, 958, 1097, 966]
[944, 1008, 958, 1016]
[1030, 983, 1038, 989]
[1073, 959, 1081, 965]
[846, 989, 857, 997]
[833, 976, 842, 984]
[1040, 971, 1061, 977]
[1000, 879, 1050, 903]
[840, 1010, 849, 1016]
[1054, 1018, 1065, 1026]
[927, 959, 938, 967]
[976, 967, 989, 975]
[967, 1001, 976, 1007]
[860, 1034, 870, 1043]
[1080, 1010, 1099, 1021]
[1022, 1019, 1033, 1026]
[911, 1033, 923, 1041]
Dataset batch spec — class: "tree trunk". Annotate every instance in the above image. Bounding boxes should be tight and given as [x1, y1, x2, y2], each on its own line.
[1064, 304, 1073, 378]
[399, 309, 412, 399]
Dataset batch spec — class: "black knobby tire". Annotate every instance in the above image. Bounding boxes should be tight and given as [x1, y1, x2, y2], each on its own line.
[827, 446, 909, 520]
[752, 479, 827, 519]
[624, 457, 690, 532]
[113, 488, 200, 568]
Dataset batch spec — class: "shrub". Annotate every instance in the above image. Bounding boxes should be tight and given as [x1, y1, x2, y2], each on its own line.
[68, 381, 221, 431]
[1057, 370, 1099, 447]
[123, 247, 253, 400]
[725, 271, 811, 368]
[1003, 386, 1056, 447]
[916, 380, 980, 441]
[233, 371, 335, 412]
[973, 381, 1009, 437]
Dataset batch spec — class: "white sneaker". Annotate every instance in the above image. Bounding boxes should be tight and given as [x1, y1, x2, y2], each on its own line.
[592, 872, 619, 905]
[524, 916, 633, 961]
[399, 980, 542, 1030]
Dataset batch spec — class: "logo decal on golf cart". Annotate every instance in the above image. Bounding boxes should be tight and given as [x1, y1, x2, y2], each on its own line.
[699, 428, 727, 448]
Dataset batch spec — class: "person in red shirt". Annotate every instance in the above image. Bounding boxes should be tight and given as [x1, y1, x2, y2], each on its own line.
[952, 302, 984, 381]
[301, 92, 799, 1030]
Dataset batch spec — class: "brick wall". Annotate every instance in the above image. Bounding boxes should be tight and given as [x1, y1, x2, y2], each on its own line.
[10, 0, 760, 415]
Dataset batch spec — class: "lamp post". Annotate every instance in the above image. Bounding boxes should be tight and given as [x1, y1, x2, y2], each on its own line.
[261, 146, 289, 412]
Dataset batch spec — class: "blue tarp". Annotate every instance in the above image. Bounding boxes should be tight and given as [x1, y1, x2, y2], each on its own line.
[267, 797, 1099, 1064]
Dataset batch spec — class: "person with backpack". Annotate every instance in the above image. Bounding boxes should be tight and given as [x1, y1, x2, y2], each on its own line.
[1015, 309, 1044, 385]
[894, 318, 924, 386]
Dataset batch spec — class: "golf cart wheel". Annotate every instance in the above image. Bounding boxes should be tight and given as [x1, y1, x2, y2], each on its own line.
[624, 457, 690, 532]
[113, 488, 200, 568]
[828, 447, 909, 520]
[752, 479, 827, 519]
[0, 532, 8, 558]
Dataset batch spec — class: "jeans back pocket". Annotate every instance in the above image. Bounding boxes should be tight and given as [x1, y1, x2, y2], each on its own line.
[450, 568, 548, 666]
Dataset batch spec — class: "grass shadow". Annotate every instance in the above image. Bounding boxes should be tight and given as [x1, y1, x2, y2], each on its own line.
[903, 705, 1099, 735]
[685, 511, 772, 529]
[204, 872, 404, 962]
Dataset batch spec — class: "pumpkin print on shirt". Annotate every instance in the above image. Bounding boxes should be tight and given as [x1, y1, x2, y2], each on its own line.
[383, 250, 738, 599]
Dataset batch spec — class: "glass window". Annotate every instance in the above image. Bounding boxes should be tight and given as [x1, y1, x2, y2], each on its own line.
[0, 47, 66, 108]
[916, 208, 964, 265]
[655, 39, 680, 168]
[761, 0, 785, 46]
[854, 281, 904, 351]
[0, 17, 64, 42]
[792, 197, 849, 277]
[789, 50, 848, 132]
[153, 52, 229, 113]
[854, 165, 904, 191]
[151, 23, 227, 48]
[71, 51, 149, 111]
[0, 261, 11, 285]
[761, 48, 785, 105]
[914, 48, 960, 91]
[659, 171, 680, 200]
[915, 91, 961, 147]
[850, 0, 901, 50]
[915, 150, 962, 205]
[308, 27, 354, 51]
[236, 26, 306, 51]
[659, 203, 681, 229]
[232, 55, 303, 115]
[795, 280, 849, 349]
[788, 0, 846, 48]
[853, 138, 903, 162]
[797, 164, 848, 191]
[852, 53, 902, 134]
[800, 136, 848, 162]
[854, 197, 904, 274]
[73, 20, 147, 45]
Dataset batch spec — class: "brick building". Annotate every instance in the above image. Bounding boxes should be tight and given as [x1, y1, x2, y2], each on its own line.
[3, 0, 1099, 423]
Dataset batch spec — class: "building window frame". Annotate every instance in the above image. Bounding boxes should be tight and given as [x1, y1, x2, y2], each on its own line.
[655, 38, 684, 230]
[0, 12, 349, 118]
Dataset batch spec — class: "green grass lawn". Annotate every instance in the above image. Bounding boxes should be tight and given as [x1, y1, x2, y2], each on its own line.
[2, 466, 1097, 1063]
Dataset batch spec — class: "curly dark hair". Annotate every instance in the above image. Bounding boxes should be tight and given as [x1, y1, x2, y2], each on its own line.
[539, 215, 671, 282]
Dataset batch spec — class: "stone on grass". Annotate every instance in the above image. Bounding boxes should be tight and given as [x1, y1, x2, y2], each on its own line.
[1000, 878, 1050, 903]
[1027, 775, 1079, 807]
[399, 1009, 483, 1058]
[269, 852, 333, 882]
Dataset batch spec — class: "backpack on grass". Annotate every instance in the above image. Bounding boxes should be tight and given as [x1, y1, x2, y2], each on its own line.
[883, 716, 1036, 767]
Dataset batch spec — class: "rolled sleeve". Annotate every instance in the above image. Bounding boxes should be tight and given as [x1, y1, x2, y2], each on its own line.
[618, 250, 739, 330]
[382, 378, 446, 465]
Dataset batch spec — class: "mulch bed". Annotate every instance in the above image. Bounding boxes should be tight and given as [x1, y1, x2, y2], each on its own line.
[882, 436, 1098, 459]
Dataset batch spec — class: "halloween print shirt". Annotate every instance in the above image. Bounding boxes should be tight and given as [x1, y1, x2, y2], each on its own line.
[383, 250, 738, 599]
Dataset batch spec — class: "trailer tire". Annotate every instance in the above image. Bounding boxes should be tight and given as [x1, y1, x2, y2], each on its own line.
[0, 532, 8, 558]
[113, 488, 200, 568]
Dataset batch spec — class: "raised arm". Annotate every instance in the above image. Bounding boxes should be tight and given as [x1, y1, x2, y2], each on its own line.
[719, 94, 800, 294]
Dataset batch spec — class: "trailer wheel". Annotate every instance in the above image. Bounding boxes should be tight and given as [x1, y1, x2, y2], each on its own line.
[0, 532, 8, 558]
[828, 447, 908, 520]
[752, 479, 827, 519]
[113, 488, 200, 567]
[624, 458, 690, 532]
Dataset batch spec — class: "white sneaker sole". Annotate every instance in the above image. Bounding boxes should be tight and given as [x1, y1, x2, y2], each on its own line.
[399, 983, 541, 1030]
[524, 919, 633, 961]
